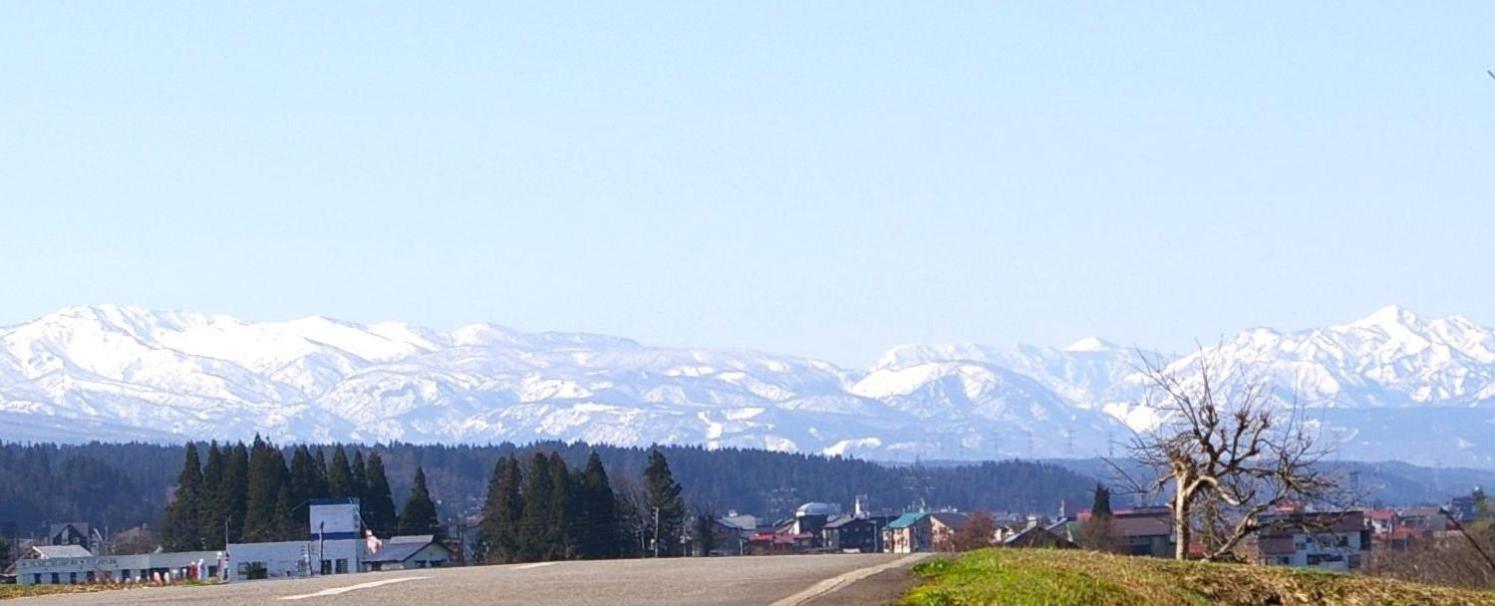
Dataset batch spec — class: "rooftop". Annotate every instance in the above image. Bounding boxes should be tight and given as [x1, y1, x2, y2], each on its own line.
[30, 545, 93, 559]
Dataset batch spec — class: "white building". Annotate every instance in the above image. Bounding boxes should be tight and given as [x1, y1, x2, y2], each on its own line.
[226, 499, 365, 581]
[15, 546, 222, 586]
[1255, 511, 1372, 572]
[364, 535, 451, 571]
[17, 498, 370, 585]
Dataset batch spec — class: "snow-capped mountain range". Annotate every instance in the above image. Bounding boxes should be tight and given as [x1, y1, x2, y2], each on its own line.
[2, 305, 1493, 467]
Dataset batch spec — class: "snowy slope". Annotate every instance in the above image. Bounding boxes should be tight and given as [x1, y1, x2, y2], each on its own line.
[2, 305, 1493, 467]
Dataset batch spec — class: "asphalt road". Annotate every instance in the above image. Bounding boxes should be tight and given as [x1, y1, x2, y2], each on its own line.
[12, 553, 932, 606]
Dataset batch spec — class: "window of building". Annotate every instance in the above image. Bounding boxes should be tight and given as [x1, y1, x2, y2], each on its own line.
[69, 572, 77, 584]
[335, 559, 348, 574]
[87, 571, 96, 583]
[33, 574, 42, 585]
[321, 560, 332, 576]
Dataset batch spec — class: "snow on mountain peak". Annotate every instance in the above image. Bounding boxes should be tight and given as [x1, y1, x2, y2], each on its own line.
[4, 305, 1495, 467]
[1063, 337, 1118, 353]
[1349, 305, 1422, 331]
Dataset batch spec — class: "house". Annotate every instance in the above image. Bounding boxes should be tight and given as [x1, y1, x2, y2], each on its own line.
[791, 502, 841, 546]
[1254, 511, 1371, 572]
[821, 515, 892, 553]
[695, 513, 759, 556]
[1451, 488, 1488, 522]
[48, 523, 90, 548]
[1368, 508, 1438, 552]
[365, 535, 451, 571]
[885, 512, 968, 553]
[1077, 507, 1175, 558]
[1001, 525, 1075, 549]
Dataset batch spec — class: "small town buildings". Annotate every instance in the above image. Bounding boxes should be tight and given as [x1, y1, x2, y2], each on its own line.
[821, 514, 892, 553]
[365, 535, 452, 571]
[1367, 507, 1443, 552]
[1254, 511, 1371, 572]
[885, 512, 968, 553]
[744, 530, 814, 555]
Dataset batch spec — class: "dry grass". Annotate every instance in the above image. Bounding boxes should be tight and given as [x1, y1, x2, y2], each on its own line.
[901, 548, 1495, 606]
[0, 580, 221, 601]
[0, 584, 123, 601]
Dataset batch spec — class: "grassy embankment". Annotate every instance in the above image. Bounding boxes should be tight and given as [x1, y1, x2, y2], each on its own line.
[901, 548, 1495, 606]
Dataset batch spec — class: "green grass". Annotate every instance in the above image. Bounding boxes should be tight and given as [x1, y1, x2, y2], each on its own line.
[901, 549, 1495, 606]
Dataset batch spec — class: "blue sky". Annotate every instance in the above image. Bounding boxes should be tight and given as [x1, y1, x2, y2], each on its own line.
[2, 2, 1493, 366]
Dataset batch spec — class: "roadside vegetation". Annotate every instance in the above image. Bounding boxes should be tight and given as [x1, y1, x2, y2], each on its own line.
[0, 584, 123, 601]
[901, 548, 1495, 606]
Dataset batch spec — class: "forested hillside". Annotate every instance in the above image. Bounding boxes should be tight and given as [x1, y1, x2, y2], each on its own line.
[0, 441, 1093, 538]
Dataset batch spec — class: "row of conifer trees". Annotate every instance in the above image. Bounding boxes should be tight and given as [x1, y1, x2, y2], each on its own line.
[474, 449, 685, 563]
[161, 437, 439, 551]
[162, 439, 690, 563]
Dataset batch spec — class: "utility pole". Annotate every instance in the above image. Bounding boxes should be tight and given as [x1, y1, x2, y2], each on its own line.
[652, 507, 661, 558]
[317, 521, 325, 576]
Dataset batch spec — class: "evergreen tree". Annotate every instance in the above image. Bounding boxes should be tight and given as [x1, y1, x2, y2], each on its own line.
[546, 452, 575, 559]
[243, 436, 289, 541]
[328, 446, 356, 499]
[351, 450, 368, 498]
[517, 453, 553, 561]
[643, 449, 685, 557]
[1078, 483, 1121, 552]
[162, 443, 204, 551]
[576, 452, 618, 559]
[314, 449, 328, 482]
[614, 481, 645, 558]
[477, 456, 523, 564]
[362, 452, 399, 538]
[198, 442, 226, 549]
[397, 467, 442, 539]
[1091, 483, 1112, 519]
[220, 442, 250, 544]
[288, 446, 326, 536]
[274, 483, 297, 540]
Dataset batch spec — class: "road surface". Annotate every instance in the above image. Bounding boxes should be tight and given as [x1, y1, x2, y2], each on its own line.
[11, 553, 931, 606]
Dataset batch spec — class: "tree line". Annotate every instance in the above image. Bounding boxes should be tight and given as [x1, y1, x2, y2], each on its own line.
[160, 437, 440, 551]
[1, 440, 1096, 543]
[475, 449, 685, 562]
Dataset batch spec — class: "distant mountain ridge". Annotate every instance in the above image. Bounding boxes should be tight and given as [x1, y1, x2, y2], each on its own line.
[2, 305, 1492, 467]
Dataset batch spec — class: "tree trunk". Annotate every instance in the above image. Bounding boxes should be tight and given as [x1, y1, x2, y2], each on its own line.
[1173, 487, 1190, 560]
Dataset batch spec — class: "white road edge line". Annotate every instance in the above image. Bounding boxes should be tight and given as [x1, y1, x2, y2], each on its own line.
[768, 554, 931, 606]
[278, 576, 430, 601]
[514, 562, 557, 570]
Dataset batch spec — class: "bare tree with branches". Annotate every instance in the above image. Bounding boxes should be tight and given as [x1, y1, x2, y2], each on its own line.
[1118, 348, 1342, 561]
